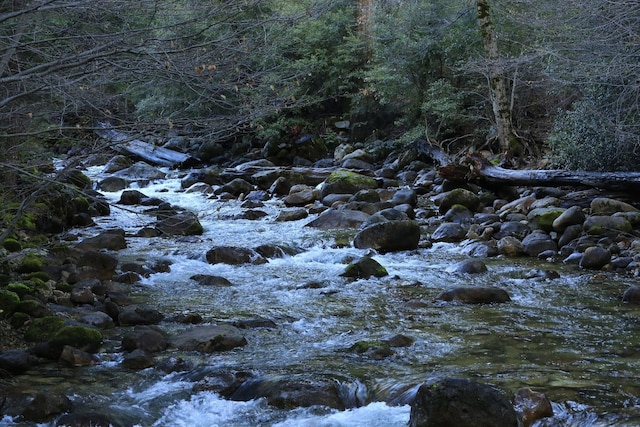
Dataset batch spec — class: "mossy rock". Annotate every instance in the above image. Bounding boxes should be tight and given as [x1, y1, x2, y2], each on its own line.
[26, 271, 51, 282]
[2, 238, 22, 252]
[6, 282, 34, 298]
[0, 290, 20, 316]
[527, 208, 565, 232]
[17, 254, 44, 273]
[72, 195, 90, 213]
[348, 340, 394, 359]
[24, 316, 65, 342]
[15, 299, 45, 316]
[50, 325, 103, 353]
[9, 311, 30, 328]
[55, 281, 74, 293]
[61, 169, 92, 190]
[325, 170, 377, 188]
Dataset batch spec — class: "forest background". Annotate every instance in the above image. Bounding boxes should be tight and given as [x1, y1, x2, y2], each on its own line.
[1, 0, 640, 208]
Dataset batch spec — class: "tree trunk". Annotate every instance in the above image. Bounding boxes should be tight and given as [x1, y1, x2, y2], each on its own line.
[476, 0, 520, 155]
[439, 153, 640, 193]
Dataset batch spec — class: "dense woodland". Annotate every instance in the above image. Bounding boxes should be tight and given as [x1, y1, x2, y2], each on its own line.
[1, 0, 640, 197]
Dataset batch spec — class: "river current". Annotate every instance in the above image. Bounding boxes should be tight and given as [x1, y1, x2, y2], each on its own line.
[3, 165, 640, 426]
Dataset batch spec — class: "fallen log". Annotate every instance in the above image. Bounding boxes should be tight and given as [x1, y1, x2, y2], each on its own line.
[439, 153, 640, 193]
[96, 123, 199, 168]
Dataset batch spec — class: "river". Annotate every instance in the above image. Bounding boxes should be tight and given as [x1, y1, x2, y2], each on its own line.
[3, 165, 640, 426]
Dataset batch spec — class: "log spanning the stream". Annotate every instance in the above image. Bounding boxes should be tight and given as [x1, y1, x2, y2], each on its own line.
[439, 153, 640, 193]
[96, 122, 198, 168]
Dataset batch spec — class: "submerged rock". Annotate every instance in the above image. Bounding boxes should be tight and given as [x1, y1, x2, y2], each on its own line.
[205, 246, 267, 265]
[170, 325, 247, 352]
[436, 287, 511, 304]
[353, 220, 420, 252]
[340, 256, 388, 279]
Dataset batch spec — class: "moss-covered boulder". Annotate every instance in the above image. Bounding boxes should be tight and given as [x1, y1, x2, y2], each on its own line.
[320, 170, 378, 199]
[438, 188, 481, 214]
[49, 325, 103, 353]
[348, 340, 394, 359]
[2, 238, 22, 252]
[24, 316, 66, 342]
[527, 207, 565, 232]
[0, 290, 20, 316]
[6, 282, 33, 298]
[340, 256, 388, 279]
[583, 216, 632, 235]
[17, 254, 44, 273]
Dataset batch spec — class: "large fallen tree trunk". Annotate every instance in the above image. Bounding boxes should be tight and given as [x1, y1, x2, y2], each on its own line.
[439, 153, 640, 193]
[96, 123, 199, 168]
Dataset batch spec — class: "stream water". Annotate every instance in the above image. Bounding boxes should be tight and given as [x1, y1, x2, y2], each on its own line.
[3, 165, 640, 426]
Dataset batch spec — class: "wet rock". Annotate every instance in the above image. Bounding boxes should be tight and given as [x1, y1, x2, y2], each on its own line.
[436, 287, 511, 304]
[235, 209, 268, 220]
[276, 208, 309, 222]
[453, 259, 487, 274]
[114, 161, 166, 181]
[122, 326, 168, 353]
[524, 269, 560, 280]
[590, 197, 639, 215]
[391, 188, 418, 206]
[340, 256, 388, 279]
[55, 411, 123, 427]
[622, 285, 640, 304]
[353, 220, 421, 252]
[494, 221, 530, 240]
[579, 246, 611, 270]
[206, 246, 267, 265]
[431, 222, 467, 243]
[348, 340, 394, 359]
[228, 376, 344, 410]
[349, 189, 381, 203]
[59, 345, 97, 366]
[305, 209, 370, 229]
[122, 349, 155, 370]
[342, 157, 374, 170]
[170, 325, 247, 352]
[70, 285, 95, 305]
[118, 189, 147, 205]
[514, 387, 553, 427]
[558, 223, 583, 248]
[552, 205, 585, 232]
[0, 349, 36, 374]
[102, 155, 133, 173]
[97, 176, 128, 192]
[185, 182, 214, 194]
[563, 252, 583, 265]
[21, 392, 72, 422]
[255, 244, 299, 258]
[382, 334, 415, 347]
[220, 177, 254, 196]
[76, 228, 127, 251]
[284, 185, 316, 206]
[232, 317, 277, 329]
[118, 305, 165, 326]
[522, 230, 557, 257]
[191, 274, 233, 286]
[409, 377, 518, 427]
[181, 168, 223, 188]
[156, 212, 203, 235]
[465, 241, 499, 258]
[437, 188, 480, 214]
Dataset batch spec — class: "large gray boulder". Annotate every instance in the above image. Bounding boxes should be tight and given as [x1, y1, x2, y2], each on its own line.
[206, 246, 267, 265]
[305, 209, 370, 229]
[170, 325, 247, 352]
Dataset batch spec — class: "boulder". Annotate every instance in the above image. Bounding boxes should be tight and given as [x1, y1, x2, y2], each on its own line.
[103, 155, 133, 173]
[118, 305, 165, 326]
[443, 205, 473, 224]
[156, 212, 203, 235]
[205, 246, 267, 265]
[170, 325, 247, 352]
[97, 176, 128, 192]
[226, 376, 344, 410]
[521, 230, 558, 257]
[514, 387, 553, 427]
[436, 287, 511, 304]
[353, 220, 421, 252]
[622, 285, 640, 304]
[391, 188, 418, 206]
[118, 189, 148, 205]
[579, 246, 611, 270]
[114, 161, 166, 180]
[453, 259, 488, 274]
[77, 251, 118, 280]
[49, 324, 103, 354]
[0, 349, 36, 374]
[284, 186, 317, 207]
[59, 345, 97, 367]
[319, 170, 378, 199]
[438, 188, 480, 214]
[527, 207, 565, 232]
[590, 197, 639, 215]
[20, 392, 72, 422]
[552, 205, 585, 232]
[190, 274, 233, 286]
[55, 412, 122, 427]
[276, 208, 309, 222]
[220, 178, 254, 196]
[340, 256, 388, 279]
[409, 377, 518, 427]
[305, 209, 370, 229]
[79, 311, 115, 329]
[76, 228, 127, 251]
[122, 349, 155, 369]
[122, 326, 168, 353]
[583, 215, 632, 235]
[431, 223, 467, 243]
[497, 236, 524, 257]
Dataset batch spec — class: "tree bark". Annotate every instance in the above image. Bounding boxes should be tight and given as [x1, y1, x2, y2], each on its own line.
[439, 153, 640, 192]
[476, 0, 520, 155]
